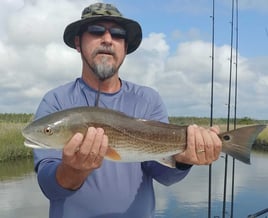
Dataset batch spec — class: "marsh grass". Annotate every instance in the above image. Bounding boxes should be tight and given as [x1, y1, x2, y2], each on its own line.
[0, 122, 33, 162]
[252, 127, 268, 151]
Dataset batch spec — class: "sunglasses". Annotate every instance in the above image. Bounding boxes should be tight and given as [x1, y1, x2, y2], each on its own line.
[87, 25, 127, 39]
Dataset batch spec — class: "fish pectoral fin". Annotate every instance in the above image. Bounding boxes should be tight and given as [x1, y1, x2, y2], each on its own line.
[157, 156, 176, 168]
[105, 147, 122, 161]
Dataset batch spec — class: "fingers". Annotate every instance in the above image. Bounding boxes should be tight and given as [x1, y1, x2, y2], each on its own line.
[186, 125, 202, 161]
[176, 125, 222, 165]
[194, 125, 207, 162]
[98, 134, 108, 162]
[209, 125, 220, 134]
[200, 127, 215, 162]
[62, 127, 108, 171]
[196, 125, 222, 165]
[64, 133, 84, 156]
[78, 127, 102, 161]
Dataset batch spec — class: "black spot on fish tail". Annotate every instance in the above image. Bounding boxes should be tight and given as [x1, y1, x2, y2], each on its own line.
[220, 125, 266, 164]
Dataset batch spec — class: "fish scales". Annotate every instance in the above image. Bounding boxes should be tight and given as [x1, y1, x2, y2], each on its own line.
[97, 124, 185, 161]
[79, 108, 188, 161]
[79, 108, 187, 153]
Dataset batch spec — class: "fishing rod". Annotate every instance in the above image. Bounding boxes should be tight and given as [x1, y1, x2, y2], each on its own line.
[248, 208, 268, 218]
[223, 0, 235, 217]
[230, 0, 239, 217]
[208, 0, 215, 217]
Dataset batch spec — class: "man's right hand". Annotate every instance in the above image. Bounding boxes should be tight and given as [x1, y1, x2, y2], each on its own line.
[56, 127, 108, 190]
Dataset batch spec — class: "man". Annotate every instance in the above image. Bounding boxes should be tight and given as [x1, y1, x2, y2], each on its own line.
[34, 3, 222, 218]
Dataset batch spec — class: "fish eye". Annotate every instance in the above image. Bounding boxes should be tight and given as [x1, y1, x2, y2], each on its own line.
[223, 134, 231, 141]
[43, 126, 53, 135]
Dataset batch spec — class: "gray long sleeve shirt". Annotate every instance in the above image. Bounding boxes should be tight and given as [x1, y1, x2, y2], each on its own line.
[33, 78, 191, 218]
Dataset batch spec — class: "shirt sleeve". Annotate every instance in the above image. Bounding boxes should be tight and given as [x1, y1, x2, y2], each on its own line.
[142, 161, 191, 186]
[35, 155, 76, 200]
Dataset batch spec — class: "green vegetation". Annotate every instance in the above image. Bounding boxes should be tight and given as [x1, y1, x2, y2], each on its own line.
[253, 127, 268, 152]
[0, 114, 33, 162]
[0, 113, 33, 123]
[169, 116, 267, 126]
[0, 113, 267, 162]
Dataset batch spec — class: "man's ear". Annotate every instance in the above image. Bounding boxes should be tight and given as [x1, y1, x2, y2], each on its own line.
[74, 36, 81, 52]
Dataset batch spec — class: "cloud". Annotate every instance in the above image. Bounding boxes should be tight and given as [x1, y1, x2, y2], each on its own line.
[123, 34, 268, 118]
[0, 0, 88, 113]
[121, 33, 169, 88]
[1, 0, 268, 120]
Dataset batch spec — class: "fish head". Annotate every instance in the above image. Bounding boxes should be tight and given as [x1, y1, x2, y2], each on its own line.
[22, 110, 88, 149]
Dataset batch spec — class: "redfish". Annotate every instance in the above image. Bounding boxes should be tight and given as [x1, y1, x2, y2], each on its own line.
[22, 107, 266, 166]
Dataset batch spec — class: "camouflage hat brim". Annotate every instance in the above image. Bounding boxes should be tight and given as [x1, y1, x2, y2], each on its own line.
[63, 15, 142, 54]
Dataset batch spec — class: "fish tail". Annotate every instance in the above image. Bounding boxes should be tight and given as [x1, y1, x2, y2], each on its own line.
[220, 125, 266, 164]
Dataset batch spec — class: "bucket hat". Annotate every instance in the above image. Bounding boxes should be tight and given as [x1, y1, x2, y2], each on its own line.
[63, 3, 142, 54]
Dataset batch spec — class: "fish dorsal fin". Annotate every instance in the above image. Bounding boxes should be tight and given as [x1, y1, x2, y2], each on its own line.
[105, 147, 122, 161]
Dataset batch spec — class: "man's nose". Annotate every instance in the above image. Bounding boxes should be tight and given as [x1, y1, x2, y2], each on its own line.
[101, 30, 113, 43]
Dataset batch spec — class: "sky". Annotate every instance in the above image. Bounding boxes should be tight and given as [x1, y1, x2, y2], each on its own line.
[1, 0, 268, 119]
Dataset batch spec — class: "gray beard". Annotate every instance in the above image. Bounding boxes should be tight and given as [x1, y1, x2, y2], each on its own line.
[92, 56, 116, 81]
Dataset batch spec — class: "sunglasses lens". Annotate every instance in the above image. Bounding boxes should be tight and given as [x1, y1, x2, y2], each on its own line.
[110, 28, 126, 39]
[87, 25, 105, 35]
[87, 25, 126, 39]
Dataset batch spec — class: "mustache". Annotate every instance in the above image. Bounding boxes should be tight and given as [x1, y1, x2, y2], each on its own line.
[93, 46, 115, 56]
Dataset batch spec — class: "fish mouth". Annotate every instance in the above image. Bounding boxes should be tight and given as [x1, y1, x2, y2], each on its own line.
[24, 139, 50, 149]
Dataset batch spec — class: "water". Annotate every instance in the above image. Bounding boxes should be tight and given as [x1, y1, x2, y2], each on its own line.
[154, 152, 268, 217]
[0, 152, 267, 218]
[0, 160, 48, 218]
